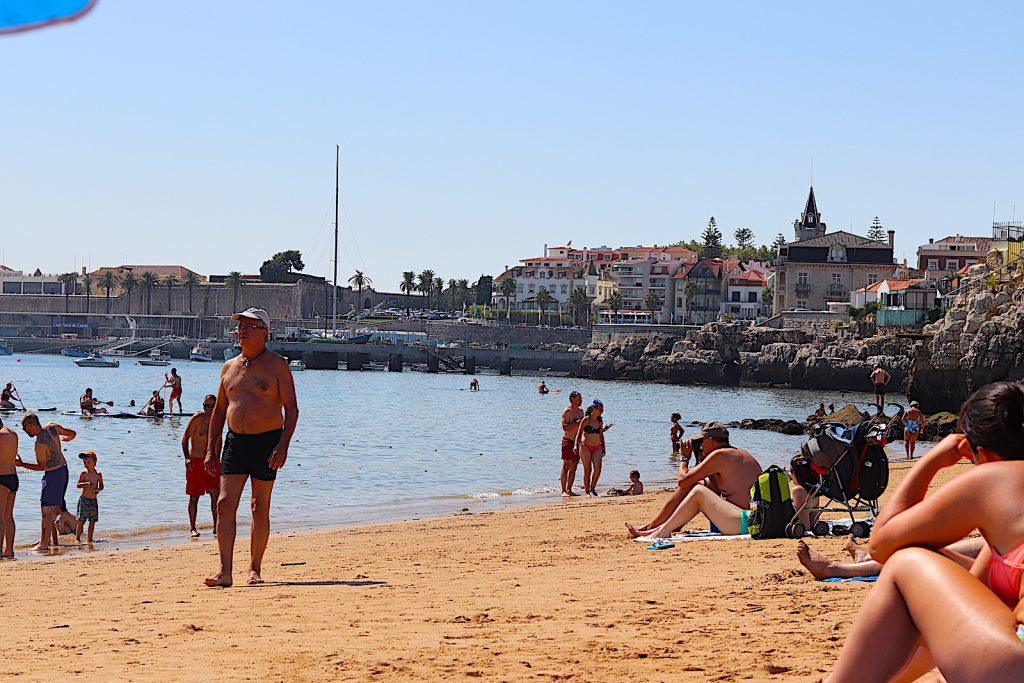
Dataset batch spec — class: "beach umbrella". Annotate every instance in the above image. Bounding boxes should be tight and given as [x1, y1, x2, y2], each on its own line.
[0, 0, 96, 35]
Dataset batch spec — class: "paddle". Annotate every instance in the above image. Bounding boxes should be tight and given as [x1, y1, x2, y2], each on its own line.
[9, 382, 26, 411]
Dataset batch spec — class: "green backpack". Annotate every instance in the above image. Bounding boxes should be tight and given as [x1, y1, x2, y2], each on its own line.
[748, 466, 795, 540]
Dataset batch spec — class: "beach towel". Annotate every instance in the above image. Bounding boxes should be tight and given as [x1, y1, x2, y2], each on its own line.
[821, 576, 878, 583]
[633, 530, 751, 542]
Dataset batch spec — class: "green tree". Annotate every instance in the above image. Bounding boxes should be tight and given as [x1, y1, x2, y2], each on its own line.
[761, 286, 774, 314]
[182, 271, 199, 313]
[535, 287, 554, 326]
[119, 272, 138, 314]
[567, 286, 590, 326]
[417, 269, 435, 309]
[100, 270, 117, 314]
[259, 250, 305, 282]
[225, 271, 245, 313]
[644, 290, 662, 322]
[700, 216, 723, 259]
[606, 289, 624, 323]
[498, 276, 517, 321]
[400, 271, 416, 314]
[348, 270, 372, 309]
[140, 271, 159, 315]
[773, 233, 787, 250]
[734, 227, 755, 251]
[430, 277, 444, 310]
[457, 278, 471, 310]
[81, 274, 92, 314]
[163, 274, 178, 312]
[669, 238, 704, 253]
[867, 216, 887, 242]
[58, 272, 79, 314]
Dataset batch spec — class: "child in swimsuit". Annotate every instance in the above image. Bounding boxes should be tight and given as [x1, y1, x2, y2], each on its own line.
[75, 451, 103, 543]
[670, 414, 683, 453]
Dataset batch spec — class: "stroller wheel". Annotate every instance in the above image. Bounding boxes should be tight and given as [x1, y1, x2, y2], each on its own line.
[812, 521, 830, 537]
[851, 522, 871, 539]
[786, 522, 806, 539]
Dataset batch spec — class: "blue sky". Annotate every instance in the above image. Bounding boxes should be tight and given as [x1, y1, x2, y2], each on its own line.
[2, 1, 1022, 290]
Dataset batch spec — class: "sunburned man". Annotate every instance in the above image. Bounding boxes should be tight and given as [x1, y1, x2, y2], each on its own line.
[204, 308, 298, 587]
[626, 422, 762, 539]
[15, 414, 76, 552]
[164, 368, 183, 415]
[560, 391, 585, 496]
[183, 394, 219, 537]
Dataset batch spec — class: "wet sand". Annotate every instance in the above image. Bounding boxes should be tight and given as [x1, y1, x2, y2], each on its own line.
[0, 459, 967, 682]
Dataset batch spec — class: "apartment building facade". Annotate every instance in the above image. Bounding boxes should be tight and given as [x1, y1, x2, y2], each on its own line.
[916, 235, 992, 276]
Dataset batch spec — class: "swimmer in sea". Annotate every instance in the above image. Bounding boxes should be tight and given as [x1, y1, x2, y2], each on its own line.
[538, 381, 549, 395]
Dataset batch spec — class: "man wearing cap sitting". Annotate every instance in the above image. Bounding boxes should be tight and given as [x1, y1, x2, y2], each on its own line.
[204, 308, 298, 587]
[626, 422, 762, 539]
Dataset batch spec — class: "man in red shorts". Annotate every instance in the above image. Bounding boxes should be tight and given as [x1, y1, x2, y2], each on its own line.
[165, 368, 183, 415]
[182, 394, 218, 537]
[560, 391, 585, 497]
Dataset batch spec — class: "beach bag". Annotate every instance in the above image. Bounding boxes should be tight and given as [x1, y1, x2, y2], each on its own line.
[748, 466, 795, 540]
[854, 444, 889, 501]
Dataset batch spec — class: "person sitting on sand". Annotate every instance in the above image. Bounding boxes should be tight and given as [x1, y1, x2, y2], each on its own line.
[74, 451, 103, 544]
[826, 381, 1024, 682]
[608, 470, 643, 496]
[796, 536, 984, 581]
[142, 390, 165, 417]
[626, 422, 761, 540]
[669, 413, 684, 453]
[902, 400, 924, 459]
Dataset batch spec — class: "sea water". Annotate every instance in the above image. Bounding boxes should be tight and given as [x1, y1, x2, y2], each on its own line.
[0, 354, 906, 553]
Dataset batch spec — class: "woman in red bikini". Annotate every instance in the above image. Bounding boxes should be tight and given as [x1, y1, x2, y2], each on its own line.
[827, 381, 1024, 682]
[574, 400, 613, 497]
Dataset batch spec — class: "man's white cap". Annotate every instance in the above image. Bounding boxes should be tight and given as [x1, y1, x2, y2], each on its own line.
[231, 307, 270, 328]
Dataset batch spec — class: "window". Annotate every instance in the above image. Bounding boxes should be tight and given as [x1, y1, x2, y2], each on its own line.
[2, 282, 21, 294]
[517, 284, 523, 294]
[731, 291, 740, 302]
[795, 299, 808, 311]
[945, 259, 959, 271]
[676, 297, 682, 307]
[748, 292, 757, 303]
[797, 272, 808, 285]
[528, 284, 535, 293]
[928, 259, 939, 270]
[831, 273, 842, 286]
[588, 286, 595, 295]
[560, 284, 567, 294]
[23, 282, 42, 294]
[868, 274, 878, 285]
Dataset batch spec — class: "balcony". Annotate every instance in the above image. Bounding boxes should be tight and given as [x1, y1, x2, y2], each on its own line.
[794, 283, 811, 294]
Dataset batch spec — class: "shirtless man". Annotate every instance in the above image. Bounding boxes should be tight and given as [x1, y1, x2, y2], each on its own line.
[626, 422, 762, 539]
[79, 388, 110, 415]
[142, 390, 165, 417]
[560, 391, 585, 496]
[182, 394, 219, 537]
[1, 383, 16, 410]
[0, 417, 18, 559]
[164, 368, 183, 415]
[870, 365, 891, 408]
[15, 414, 76, 552]
[204, 309, 298, 587]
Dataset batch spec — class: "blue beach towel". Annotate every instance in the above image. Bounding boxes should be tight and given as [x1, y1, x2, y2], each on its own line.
[821, 576, 878, 583]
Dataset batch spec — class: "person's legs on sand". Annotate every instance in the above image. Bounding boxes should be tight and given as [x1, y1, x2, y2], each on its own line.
[0, 486, 11, 558]
[33, 506, 55, 551]
[209, 488, 219, 534]
[826, 547, 1024, 683]
[248, 478, 275, 585]
[796, 540, 882, 580]
[641, 487, 745, 540]
[589, 448, 603, 496]
[188, 495, 200, 536]
[579, 449, 592, 497]
[205, 474, 247, 587]
[626, 486, 689, 537]
[560, 460, 571, 496]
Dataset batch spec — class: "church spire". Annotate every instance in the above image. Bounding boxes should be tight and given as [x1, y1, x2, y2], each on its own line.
[793, 186, 826, 240]
[801, 186, 819, 226]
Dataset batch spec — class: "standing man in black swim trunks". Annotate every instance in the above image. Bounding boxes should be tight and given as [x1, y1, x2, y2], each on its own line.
[870, 365, 891, 408]
[0, 417, 19, 559]
[204, 308, 298, 588]
[16, 413, 76, 552]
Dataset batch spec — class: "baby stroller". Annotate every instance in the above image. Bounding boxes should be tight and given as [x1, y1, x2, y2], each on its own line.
[786, 404, 904, 539]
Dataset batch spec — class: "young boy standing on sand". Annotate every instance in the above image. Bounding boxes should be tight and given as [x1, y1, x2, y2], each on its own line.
[75, 451, 103, 543]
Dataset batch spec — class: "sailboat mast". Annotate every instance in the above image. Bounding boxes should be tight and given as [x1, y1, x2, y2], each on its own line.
[332, 144, 339, 336]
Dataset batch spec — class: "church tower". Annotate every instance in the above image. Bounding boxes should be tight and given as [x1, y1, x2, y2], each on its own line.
[793, 186, 827, 241]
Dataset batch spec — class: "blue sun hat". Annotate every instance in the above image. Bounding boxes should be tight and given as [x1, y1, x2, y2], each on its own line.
[592, 399, 604, 408]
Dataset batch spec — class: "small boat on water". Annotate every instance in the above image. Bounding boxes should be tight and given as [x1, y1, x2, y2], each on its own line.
[0, 338, 13, 355]
[61, 347, 90, 358]
[138, 348, 172, 366]
[288, 359, 306, 372]
[189, 344, 213, 362]
[223, 344, 242, 361]
[74, 354, 120, 368]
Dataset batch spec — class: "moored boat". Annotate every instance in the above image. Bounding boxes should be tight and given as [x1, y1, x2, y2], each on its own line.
[74, 354, 120, 368]
[61, 347, 90, 358]
[0, 338, 13, 355]
[223, 344, 242, 361]
[288, 359, 306, 372]
[138, 348, 172, 366]
[189, 344, 212, 362]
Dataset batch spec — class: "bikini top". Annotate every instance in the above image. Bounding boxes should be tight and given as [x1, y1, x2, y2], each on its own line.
[583, 418, 603, 435]
[987, 540, 1024, 608]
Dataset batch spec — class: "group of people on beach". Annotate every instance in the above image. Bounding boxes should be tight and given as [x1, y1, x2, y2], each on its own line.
[559, 391, 616, 496]
[0, 308, 300, 590]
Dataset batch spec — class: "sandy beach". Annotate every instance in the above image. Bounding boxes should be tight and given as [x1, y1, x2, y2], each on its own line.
[0, 459, 967, 682]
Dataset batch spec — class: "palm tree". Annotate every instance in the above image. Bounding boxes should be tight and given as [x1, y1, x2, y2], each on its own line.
[644, 290, 663, 323]
[225, 271, 245, 313]
[417, 269, 435, 310]
[58, 272, 79, 314]
[182, 271, 199, 314]
[81, 274, 93, 314]
[348, 270, 372, 309]
[400, 271, 416, 315]
[567, 286, 589, 327]
[163, 274, 179, 313]
[457, 278, 471, 310]
[447, 278, 459, 310]
[499, 277, 516, 322]
[606, 289, 624, 324]
[99, 270, 117, 314]
[535, 287, 554, 326]
[119, 272, 138, 314]
[140, 271, 159, 315]
[430, 278, 444, 310]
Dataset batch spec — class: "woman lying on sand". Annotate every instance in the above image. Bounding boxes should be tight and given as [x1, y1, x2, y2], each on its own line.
[827, 381, 1024, 683]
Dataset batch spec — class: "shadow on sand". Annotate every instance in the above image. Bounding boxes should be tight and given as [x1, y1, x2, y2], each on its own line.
[248, 580, 386, 588]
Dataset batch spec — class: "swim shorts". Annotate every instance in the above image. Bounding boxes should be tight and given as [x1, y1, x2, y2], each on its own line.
[40, 465, 69, 508]
[77, 495, 98, 523]
[0, 473, 17, 493]
[220, 429, 283, 481]
[170, 387, 182, 401]
[739, 509, 749, 535]
[873, 383, 886, 394]
[904, 420, 920, 434]
[186, 456, 220, 495]
[561, 437, 579, 462]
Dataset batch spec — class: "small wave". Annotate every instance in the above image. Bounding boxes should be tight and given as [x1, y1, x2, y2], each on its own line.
[467, 486, 559, 500]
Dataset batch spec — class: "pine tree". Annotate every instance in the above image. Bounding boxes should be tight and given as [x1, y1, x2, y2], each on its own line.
[773, 233, 787, 249]
[734, 227, 755, 250]
[867, 216, 887, 242]
[700, 216, 723, 259]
